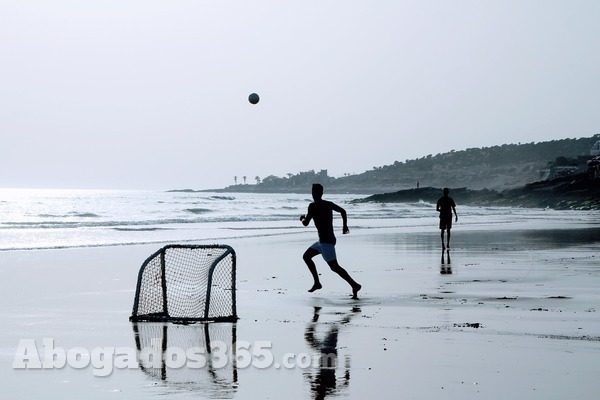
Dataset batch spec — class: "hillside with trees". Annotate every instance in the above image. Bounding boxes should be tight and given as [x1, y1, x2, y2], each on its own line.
[352, 171, 600, 210]
[205, 135, 599, 194]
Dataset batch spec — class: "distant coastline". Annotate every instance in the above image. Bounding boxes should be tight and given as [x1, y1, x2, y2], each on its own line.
[169, 173, 599, 210]
[168, 135, 600, 210]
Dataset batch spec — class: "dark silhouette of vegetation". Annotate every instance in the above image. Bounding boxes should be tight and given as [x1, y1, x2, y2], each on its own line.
[259, 169, 334, 190]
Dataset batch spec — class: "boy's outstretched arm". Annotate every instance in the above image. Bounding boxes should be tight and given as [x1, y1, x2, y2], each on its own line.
[332, 203, 349, 234]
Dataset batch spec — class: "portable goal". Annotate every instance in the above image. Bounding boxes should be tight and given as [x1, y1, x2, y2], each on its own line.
[130, 244, 237, 323]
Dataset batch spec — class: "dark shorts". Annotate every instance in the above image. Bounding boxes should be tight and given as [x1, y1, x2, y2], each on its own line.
[439, 217, 452, 230]
[309, 242, 337, 262]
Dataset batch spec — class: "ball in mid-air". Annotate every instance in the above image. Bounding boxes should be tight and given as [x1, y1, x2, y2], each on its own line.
[248, 93, 260, 104]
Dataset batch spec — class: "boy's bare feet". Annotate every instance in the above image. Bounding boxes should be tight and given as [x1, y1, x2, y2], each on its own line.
[351, 284, 362, 300]
[308, 283, 322, 293]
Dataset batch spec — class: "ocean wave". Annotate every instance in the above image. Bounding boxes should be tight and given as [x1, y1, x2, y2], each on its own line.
[185, 208, 213, 214]
[69, 212, 101, 217]
[113, 227, 170, 232]
[0, 214, 303, 230]
[1, 221, 82, 229]
[0, 227, 306, 252]
[226, 225, 301, 231]
[1, 219, 191, 229]
[37, 212, 101, 218]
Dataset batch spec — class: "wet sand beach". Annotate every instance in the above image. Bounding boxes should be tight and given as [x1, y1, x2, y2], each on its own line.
[1, 221, 599, 399]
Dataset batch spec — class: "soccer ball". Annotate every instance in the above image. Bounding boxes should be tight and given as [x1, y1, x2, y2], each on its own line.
[248, 93, 260, 104]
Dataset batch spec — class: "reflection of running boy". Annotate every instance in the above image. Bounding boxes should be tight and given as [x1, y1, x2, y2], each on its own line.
[304, 306, 359, 399]
[436, 188, 458, 249]
[300, 184, 362, 299]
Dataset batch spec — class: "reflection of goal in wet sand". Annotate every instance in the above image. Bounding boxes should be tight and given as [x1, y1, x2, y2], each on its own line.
[132, 322, 238, 393]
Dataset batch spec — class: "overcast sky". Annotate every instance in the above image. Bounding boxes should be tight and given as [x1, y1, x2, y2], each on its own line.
[1, 1, 599, 190]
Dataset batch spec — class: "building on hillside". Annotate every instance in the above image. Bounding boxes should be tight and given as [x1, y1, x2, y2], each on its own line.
[552, 165, 580, 178]
[545, 140, 600, 180]
[588, 156, 600, 178]
[590, 140, 600, 156]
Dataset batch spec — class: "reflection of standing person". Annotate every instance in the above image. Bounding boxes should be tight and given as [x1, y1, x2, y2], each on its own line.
[440, 249, 452, 274]
[300, 183, 362, 299]
[436, 188, 458, 249]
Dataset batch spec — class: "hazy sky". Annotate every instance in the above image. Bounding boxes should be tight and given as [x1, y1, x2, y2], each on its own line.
[1, 1, 599, 190]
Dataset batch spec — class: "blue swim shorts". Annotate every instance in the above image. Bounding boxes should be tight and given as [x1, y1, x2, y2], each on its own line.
[310, 242, 337, 262]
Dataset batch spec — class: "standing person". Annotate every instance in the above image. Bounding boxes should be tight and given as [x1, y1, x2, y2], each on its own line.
[436, 188, 458, 249]
[300, 183, 362, 299]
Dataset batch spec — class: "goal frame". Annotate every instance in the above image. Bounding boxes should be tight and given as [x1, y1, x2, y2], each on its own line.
[129, 244, 237, 323]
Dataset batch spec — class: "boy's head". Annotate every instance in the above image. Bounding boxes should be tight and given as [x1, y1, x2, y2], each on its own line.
[443, 188, 449, 196]
[312, 183, 324, 200]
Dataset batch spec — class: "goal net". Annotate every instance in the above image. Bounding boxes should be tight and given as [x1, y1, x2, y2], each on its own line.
[130, 244, 237, 323]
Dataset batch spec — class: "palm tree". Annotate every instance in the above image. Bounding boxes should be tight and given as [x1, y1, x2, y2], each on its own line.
[243, 176, 247, 184]
[234, 176, 237, 185]
[255, 176, 261, 184]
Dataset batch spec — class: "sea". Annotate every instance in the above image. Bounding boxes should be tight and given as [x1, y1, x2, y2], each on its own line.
[0, 188, 598, 251]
